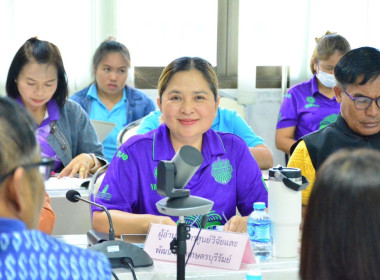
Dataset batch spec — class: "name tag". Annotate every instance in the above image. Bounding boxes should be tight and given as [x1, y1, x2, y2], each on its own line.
[144, 224, 255, 270]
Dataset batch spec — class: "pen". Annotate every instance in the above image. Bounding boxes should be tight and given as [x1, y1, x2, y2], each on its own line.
[190, 215, 201, 227]
[222, 211, 230, 229]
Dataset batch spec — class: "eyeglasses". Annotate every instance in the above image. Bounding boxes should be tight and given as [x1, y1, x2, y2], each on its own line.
[0, 157, 55, 184]
[340, 86, 380, 110]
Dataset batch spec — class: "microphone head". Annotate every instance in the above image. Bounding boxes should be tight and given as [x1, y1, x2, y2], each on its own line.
[66, 189, 81, 202]
[172, 145, 203, 188]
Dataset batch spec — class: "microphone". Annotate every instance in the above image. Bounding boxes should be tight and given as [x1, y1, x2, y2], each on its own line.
[157, 145, 203, 198]
[66, 190, 115, 240]
[65, 190, 153, 269]
[171, 145, 203, 189]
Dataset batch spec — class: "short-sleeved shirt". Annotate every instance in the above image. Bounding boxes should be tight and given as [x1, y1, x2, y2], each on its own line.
[94, 124, 267, 229]
[137, 107, 265, 148]
[0, 217, 111, 279]
[88, 84, 128, 162]
[276, 75, 341, 140]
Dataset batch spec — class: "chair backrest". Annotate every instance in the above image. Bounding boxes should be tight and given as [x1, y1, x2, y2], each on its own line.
[88, 163, 109, 228]
[116, 118, 144, 148]
[219, 96, 245, 120]
[89, 163, 109, 200]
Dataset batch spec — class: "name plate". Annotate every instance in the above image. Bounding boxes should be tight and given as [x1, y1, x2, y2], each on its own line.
[144, 224, 255, 270]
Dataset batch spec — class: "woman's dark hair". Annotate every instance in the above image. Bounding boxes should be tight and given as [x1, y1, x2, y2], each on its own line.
[300, 148, 380, 280]
[6, 37, 68, 107]
[158, 57, 218, 103]
[310, 31, 351, 74]
[92, 37, 130, 80]
[334, 46, 380, 87]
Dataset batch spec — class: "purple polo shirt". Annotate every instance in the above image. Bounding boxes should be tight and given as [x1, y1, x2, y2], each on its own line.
[93, 124, 267, 229]
[16, 98, 63, 170]
[276, 75, 341, 140]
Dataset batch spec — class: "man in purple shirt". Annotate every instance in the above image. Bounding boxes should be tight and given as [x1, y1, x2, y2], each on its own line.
[93, 124, 267, 230]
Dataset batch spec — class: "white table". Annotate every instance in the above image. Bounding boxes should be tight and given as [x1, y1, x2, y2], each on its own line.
[54, 235, 299, 280]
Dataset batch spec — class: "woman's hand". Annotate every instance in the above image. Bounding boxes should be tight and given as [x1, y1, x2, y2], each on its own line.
[223, 215, 249, 233]
[58, 153, 95, 179]
[153, 215, 177, 226]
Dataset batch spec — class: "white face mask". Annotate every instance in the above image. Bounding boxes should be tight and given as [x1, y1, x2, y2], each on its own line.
[317, 70, 336, 88]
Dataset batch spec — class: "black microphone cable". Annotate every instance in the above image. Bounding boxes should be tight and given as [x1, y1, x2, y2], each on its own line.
[185, 214, 208, 266]
[121, 258, 137, 280]
[112, 271, 120, 280]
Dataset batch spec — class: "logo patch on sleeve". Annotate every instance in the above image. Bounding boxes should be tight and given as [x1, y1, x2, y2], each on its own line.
[96, 185, 112, 201]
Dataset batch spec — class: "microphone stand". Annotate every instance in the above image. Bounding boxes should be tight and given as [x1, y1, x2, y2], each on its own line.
[171, 216, 188, 280]
[66, 190, 153, 269]
[156, 157, 213, 280]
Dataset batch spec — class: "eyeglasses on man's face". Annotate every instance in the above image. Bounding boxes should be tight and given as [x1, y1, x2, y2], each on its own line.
[0, 157, 55, 184]
[340, 86, 380, 110]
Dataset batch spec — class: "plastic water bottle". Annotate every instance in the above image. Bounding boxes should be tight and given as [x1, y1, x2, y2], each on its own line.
[247, 202, 272, 262]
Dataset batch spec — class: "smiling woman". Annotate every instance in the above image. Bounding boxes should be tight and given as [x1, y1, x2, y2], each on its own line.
[158, 69, 219, 152]
[92, 56, 268, 237]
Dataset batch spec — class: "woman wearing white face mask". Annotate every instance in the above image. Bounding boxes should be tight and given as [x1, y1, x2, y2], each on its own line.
[276, 31, 351, 156]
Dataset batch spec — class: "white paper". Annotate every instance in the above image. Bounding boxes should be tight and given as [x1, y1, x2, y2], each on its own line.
[44, 177, 90, 191]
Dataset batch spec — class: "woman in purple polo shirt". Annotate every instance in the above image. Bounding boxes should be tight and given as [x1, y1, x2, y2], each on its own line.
[6, 37, 106, 233]
[93, 57, 268, 235]
[276, 32, 351, 155]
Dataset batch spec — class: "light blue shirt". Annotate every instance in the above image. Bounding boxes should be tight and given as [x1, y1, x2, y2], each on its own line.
[88, 84, 127, 161]
[137, 107, 265, 148]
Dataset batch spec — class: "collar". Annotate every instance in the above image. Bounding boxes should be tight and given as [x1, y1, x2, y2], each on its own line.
[0, 217, 26, 233]
[152, 124, 226, 164]
[16, 97, 59, 124]
[312, 74, 337, 100]
[335, 113, 380, 138]
[88, 83, 127, 102]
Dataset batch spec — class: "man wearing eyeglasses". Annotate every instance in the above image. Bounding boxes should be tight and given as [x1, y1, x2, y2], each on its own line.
[288, 46, 380, 210]
[0, 97, 112, 279]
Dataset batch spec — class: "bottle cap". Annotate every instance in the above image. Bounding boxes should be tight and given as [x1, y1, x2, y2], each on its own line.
[253, 202, 266, 210]
[246, 271, 262, 280]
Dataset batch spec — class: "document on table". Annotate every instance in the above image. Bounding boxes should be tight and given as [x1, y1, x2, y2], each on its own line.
[44, 177, 90, 191]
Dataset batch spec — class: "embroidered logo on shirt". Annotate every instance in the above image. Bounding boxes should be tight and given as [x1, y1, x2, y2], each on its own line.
[116, 151, 129, 161]
[150, 167, 158, 191]
[305, 96, 320, 109]
[319, 113, 338, 130]
[96, 185, 112, 201]
[211, 157, 233, 184]
[184, 210, 222, 229]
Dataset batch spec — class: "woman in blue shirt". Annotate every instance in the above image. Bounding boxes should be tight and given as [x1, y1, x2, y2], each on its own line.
[70, 38, 155, 161]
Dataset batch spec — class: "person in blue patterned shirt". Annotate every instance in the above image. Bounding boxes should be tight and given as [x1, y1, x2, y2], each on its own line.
[0, 97, 112, 279]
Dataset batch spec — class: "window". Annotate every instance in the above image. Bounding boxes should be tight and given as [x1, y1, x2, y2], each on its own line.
[116, 0, 238, 88]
